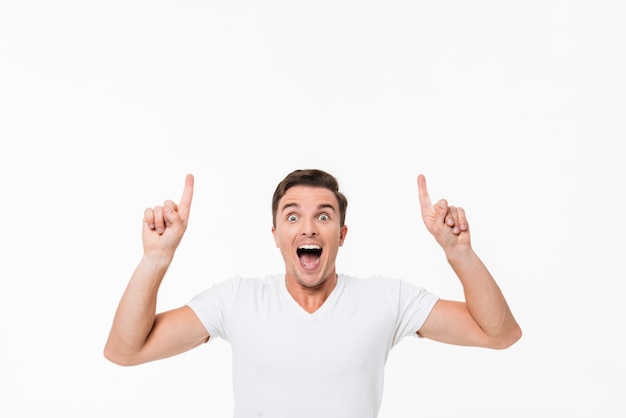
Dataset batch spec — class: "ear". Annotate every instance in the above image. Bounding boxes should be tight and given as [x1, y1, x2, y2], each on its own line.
[339, 225, 348, 246]
[271, 226, 280, 248]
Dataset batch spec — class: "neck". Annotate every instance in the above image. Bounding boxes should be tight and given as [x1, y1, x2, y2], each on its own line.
[285, 273, 338, 313]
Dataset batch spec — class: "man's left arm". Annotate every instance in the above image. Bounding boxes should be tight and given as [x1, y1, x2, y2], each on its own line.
[416, 175, 522, 349]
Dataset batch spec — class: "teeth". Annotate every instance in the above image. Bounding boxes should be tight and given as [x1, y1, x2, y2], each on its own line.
[298, 244, 321, 250]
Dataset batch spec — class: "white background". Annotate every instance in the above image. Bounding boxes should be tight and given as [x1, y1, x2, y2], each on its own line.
[1, 1, 624, 417]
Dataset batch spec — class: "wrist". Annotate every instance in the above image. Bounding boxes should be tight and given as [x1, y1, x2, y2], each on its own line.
[141, 251, 175, 271]
[444, 244, 475, 265]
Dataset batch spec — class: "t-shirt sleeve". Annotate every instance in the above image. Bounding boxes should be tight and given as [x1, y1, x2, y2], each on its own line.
[388, 278, 439, 346]
[186, 277, 240, 342]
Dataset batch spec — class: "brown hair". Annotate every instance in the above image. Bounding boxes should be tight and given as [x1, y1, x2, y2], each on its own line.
[272, 169, 348, 228]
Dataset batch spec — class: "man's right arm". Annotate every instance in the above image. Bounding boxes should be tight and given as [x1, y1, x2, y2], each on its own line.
[103, 254, 209, 366]
[103, 174, 209, 366]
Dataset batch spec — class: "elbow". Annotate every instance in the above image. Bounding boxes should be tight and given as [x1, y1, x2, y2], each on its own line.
[103, 344, 126, 366]
[491, 324, 522, 350]
[103, 342, 141, 367]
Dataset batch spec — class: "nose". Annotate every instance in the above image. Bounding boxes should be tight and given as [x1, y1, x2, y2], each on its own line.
[300, 217, 318, 236]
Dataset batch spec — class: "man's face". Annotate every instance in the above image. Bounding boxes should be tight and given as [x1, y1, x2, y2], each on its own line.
[272, 185, 348, 290]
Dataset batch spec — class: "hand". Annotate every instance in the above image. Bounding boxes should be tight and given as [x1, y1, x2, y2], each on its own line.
[142, 174, 194, 256]
[417, 174, 470, 252]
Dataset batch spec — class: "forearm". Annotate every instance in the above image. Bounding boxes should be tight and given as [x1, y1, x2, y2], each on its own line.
[446, 246, 520, 340]
[104, 253, 173, 362]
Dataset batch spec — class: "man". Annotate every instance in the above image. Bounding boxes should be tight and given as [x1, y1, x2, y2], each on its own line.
[104, 169, 521, 418]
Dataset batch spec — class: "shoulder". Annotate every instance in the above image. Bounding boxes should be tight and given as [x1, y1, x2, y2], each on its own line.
[340, 274, 416, 291]
[340, 274, 437, 304]
[234, 274, 284, 293]
[194, 274, 282, 297]
[187, 275, 283, 321]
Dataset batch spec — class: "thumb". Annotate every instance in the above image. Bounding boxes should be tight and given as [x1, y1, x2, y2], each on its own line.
[162, 202, 182, 229]
[433, 199, 449, 226]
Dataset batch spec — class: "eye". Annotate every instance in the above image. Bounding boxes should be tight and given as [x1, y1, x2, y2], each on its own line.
[318, 213, 330, 221]
[287, 214, 298, 222]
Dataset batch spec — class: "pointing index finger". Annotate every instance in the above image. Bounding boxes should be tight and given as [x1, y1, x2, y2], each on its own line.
[417, 174, 432, 211]
[178, 173, 194, 217]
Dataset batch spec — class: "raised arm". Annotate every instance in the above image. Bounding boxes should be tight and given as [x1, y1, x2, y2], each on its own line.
[104, 174, 209, 366]
[416, 174, 521, 349]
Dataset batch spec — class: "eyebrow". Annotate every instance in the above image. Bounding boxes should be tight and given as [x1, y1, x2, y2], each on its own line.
[280, 203, 337, 213]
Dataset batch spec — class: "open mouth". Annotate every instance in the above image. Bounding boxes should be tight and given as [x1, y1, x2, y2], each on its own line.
[297, 244, 322, 269]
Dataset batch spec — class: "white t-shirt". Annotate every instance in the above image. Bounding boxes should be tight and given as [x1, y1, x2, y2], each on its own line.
[187, 274, 439, 418]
